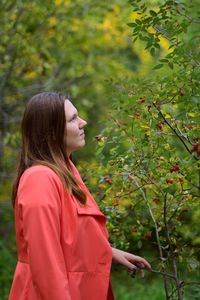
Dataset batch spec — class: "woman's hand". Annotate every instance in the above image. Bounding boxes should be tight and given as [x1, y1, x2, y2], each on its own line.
[111, 247, 151, 278]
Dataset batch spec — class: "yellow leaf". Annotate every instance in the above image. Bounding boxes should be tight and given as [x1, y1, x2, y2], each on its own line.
[64, 0, 71, 7]
[160, 36, 171, 52]
[164, 113, 171, 119]
[112, 4, 121, 14]
[25, 71, 37, 79]
[102, 18, 113, 30]
[54, 0, 62, 6]
[11, 13, 17, 21]
[48, 17, 58, 27]
[188, 112, 197, 117]
[161, 110, 171, 119]
[129, 12, 142, 22]
[164, 144, 171, 150]
[140, 124, 150, 130]
[71, 18, 81, 31]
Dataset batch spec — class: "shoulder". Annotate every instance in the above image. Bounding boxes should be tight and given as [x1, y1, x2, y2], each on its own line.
[17, 165, 66, 208]
[22, 165, 58, 177]
[19, 165, 63, 191]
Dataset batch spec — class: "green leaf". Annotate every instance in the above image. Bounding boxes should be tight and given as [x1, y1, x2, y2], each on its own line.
[135, 19, 142, 25]
[168, 44, 175, 50]
[145, 40, 153, 49]
[154, 43, 160, 49]
[149, 10, 157, 17]
[140, 36, 150, 41]
[153, 64, 164, 70]
[159, 59, 169, 63]
[133, 36, 138, 43]
[127, 23, 137, 28]
[150, 47, 155, 56]
[168, 62, 174, 69]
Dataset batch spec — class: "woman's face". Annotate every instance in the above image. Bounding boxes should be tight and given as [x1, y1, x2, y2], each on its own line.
[64, 100, 87, 156]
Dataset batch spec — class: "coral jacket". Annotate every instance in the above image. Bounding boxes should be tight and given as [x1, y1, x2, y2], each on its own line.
[9, 161, 114, 300]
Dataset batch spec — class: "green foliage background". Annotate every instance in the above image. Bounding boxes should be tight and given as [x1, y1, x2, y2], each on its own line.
[0, 0, 199, 299]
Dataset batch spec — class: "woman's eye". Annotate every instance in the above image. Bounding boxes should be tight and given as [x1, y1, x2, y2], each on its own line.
[71, 115, 77, 121]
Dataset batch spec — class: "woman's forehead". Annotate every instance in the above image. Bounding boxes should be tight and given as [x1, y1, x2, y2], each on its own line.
[64, 100, 78, 119]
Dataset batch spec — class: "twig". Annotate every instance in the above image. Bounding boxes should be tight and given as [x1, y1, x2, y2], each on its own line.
[149, 268, 176, 280]
[153, 103, 197, 160]
[130, 176, 170, 297]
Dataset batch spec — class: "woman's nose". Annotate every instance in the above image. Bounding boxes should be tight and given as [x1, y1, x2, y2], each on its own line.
[79, 117, 87, 128]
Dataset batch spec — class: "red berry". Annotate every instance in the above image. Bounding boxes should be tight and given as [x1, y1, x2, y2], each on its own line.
[170, 165, 180, 172]
[103, 175, 112, 185]
[187, 124, 193, 129]
[191, 143, 199, 152]
[95, 135, 103, 142]
[128, 174, 134, 182]
[134, 112, 141, 119]
[138, 98, 145, 103]
[182, 208, 189, 213]
[172, 226, 176, 232]
[158, 121, 164, 131]
[147, 105, 152, 111]
[144, 232, 152, 240]
[179, 88, 185, 96]
[153, 197, 159, 204]
[197, 149, 200, 155]
[107, 179, 113, 185]
[166, 179, 173, 184]
[177, 214, 183, 221]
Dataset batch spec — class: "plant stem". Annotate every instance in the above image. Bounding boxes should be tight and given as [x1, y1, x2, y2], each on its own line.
[131, 176, 170, 299]
[163, 194, 183, 300]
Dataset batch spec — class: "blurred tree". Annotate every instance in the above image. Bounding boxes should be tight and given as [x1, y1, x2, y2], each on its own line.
[82, 0, 200, 299]
[0, 0, 139, 197]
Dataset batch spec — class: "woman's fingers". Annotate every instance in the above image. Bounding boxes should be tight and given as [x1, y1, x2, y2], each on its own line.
[128, 260, 150, 279]
[137, 262, 148, 269]
[140, 268, 145, 278]
[128, 266, 145, 279]
[132, 256, 151, 270]
[128, 266, 137, 278]
[116, 250, 151, 279]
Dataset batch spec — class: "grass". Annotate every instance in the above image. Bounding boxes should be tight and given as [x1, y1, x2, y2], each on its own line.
[111, 266, 200, 300]
[111, 267, 165, 300]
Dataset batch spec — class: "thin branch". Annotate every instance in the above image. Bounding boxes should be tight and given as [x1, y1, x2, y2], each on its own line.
[153, 103, 198, 160]
[183, 281, 200, 286]
[130, 176, 164, 261]
[149, 268, 176, 280]
[143, 169, 166, 198]
[163, 195, 183, 300]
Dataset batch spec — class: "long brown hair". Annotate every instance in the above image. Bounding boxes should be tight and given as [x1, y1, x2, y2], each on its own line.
[12, 92, 86, 207]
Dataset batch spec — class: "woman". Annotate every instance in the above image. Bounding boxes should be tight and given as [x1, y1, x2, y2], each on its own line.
[9, 92, 151, 300]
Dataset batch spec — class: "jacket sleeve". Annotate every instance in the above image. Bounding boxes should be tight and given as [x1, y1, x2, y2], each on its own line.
[18, 168, 71, 300]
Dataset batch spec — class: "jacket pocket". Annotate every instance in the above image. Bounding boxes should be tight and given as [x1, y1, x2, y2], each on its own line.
[72, 194, 106, 219]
